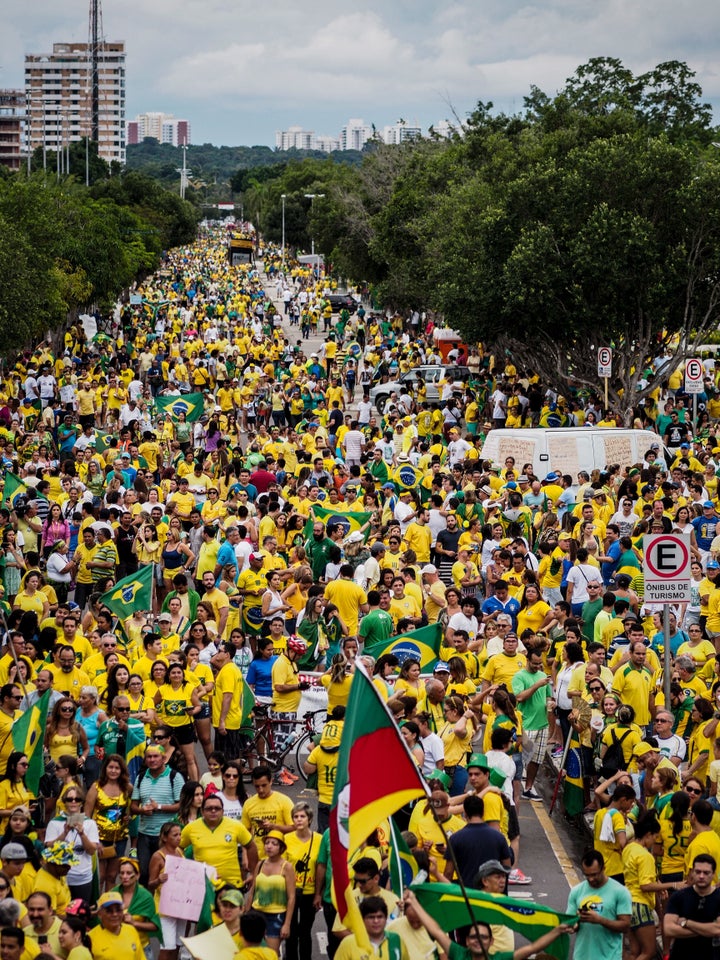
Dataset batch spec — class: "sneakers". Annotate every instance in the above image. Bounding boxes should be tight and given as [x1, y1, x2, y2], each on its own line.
[278, 769, 296, 785]
[509, 869, 532, 885]
[522, 788, 543, 802]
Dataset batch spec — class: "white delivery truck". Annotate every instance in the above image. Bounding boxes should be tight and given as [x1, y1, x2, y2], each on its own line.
[480, 428, 668, 479]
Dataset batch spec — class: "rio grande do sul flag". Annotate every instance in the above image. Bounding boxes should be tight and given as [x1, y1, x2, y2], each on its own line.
[329, 663, 428, 947]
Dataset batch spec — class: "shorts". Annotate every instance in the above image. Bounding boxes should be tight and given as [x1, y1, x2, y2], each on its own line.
[523, 728, 548, 767]
[196, 702, 211, 720]
[631, 902, 655, 929]
[171, 723, 196, 746]
[259, 911, 286, 939]
[160, 915, 184, 949]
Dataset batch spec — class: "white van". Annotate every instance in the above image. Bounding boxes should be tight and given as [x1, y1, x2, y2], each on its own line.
[480, 428, 668, 479]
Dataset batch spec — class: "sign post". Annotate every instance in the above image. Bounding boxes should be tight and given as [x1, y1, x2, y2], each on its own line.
[598, 347, 612, 412]
[643, 534, 692, 704]
[685, 358, 704, 427]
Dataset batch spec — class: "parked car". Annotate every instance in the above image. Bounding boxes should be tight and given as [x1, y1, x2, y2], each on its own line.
[325, 293, 358, 315]
[369, 365, 470, 414]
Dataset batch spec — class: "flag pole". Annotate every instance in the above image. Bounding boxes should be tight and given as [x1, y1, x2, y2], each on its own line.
[431, 806, 490, 960]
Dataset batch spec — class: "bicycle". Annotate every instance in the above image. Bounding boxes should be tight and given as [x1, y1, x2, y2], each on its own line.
[242, 706, 326, 782]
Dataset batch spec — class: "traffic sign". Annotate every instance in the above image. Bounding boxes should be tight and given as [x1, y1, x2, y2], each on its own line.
[643, 534, 691, 603]
[685, 357, 704, 394]
[597, 347, 612, 378]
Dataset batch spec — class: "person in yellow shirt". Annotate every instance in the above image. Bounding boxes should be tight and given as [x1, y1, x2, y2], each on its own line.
[402, 509, 432, 564]
[89, 891, 144, 960]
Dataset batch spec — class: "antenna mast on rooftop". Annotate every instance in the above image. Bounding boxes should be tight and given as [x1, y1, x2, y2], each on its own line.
[87, 0, 104, 142]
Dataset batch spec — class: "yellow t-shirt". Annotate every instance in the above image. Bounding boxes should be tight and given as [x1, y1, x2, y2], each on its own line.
[89, 924, 144, 960]
[180, 817, 253, 885]
[211, 662, 243, 729]
[272, 656, 301, 714]
[241, 791, 295, 856]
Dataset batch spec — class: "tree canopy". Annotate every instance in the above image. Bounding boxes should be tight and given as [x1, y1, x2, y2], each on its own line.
[308, 57, 720, 414]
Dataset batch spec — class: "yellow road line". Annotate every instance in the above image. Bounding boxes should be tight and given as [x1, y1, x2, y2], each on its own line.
[529, 802, 581, 888]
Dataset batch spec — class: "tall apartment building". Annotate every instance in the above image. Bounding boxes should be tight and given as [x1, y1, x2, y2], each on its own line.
[381, 121, 422, 145]
[0, 90, 25, 171]
[275, 126, 315, 151]
[340, 118, 373, 151]
[127, 112, 190, 146]
[25, 41, 126, 165]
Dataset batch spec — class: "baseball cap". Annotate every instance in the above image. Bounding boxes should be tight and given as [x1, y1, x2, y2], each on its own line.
[0, 843, 27, 861]
[426, 769, 451, 791]
[633, 742, 657, 758]
[218, 889, 244, 907]
[97, 892, 124, 910]
[544, 472, 558, 482]
[249, 553, 263, 562]
[370, 542, 386, 555]
[475, 859, 510, 879]
[704, 501, 715, 509]
[156, 613, 172, 623]
[708, 560, 720, 570]
[420, 564, 437, 575]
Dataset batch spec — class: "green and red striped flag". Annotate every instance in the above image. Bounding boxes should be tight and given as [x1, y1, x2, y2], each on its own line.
[329, 664, 428, 948]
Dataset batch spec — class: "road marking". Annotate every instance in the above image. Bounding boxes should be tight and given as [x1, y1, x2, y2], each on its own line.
[529, 802, 581, 888]
[316, 931, 328, 955]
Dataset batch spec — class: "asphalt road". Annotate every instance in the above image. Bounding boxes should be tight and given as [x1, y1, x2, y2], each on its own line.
[243, 268, 588, 954]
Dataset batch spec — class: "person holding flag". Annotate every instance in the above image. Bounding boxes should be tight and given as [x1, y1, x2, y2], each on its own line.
[403, 887, 575, 960]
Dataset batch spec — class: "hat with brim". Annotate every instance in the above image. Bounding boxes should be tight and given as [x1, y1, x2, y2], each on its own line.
[467, 752, 490, 771]
[476, 859, 511, 879]
[43, 840, 80, 867]
[426, 769, 451, 791]
[633, 742, 657, 758]
[264, 829, 287, 850]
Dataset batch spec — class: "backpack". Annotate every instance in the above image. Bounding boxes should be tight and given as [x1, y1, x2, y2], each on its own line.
[136, 766, 181, 791]
[600, 728, 631, 778]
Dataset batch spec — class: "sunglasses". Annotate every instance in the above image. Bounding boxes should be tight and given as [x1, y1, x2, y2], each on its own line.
[686, 786, 703, 795]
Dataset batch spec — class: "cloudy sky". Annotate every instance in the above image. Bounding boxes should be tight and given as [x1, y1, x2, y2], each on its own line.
[3, 0, 719, 146]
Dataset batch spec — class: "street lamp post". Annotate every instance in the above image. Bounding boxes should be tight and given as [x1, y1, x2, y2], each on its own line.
[281, 193, 286, 271]
[303, 192, 325, 266]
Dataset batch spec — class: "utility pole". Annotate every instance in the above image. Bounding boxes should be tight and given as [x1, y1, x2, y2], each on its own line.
[281, 194, 286, 270]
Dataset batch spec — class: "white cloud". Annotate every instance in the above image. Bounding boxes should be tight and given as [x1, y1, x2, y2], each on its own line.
[3, 0, 719, 143]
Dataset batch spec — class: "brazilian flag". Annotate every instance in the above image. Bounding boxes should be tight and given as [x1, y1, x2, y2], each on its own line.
[125, 721, 149, 783]
[393, 463, 421, 491]
[12, 690, 50, 793]
[412, 883, 578, 960]
[302, 504, 372, 542]
[2, 472, 30, 507]
[363, 622, 443, 672]
[240, 676, 256, 736]
[155, 392, 205, 422]
[563, 727, 585, 818]
[389, 818, 418, 897]
[100, 564, 153, 619]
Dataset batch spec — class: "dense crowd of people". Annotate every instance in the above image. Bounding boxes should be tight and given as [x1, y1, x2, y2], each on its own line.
[0, 229, 719, 959]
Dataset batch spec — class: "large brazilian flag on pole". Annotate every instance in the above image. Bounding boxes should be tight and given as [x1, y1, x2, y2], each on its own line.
[363, 622, 444, 671]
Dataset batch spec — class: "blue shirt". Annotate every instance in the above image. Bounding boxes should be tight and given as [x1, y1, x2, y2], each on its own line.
[601, 540, 622, 583]
[481, 595, 521, 629]
[216, 540, 239, 581]
[246, 655, 277, 699]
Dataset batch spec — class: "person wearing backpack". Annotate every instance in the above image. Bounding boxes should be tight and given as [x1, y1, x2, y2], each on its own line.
[599, 704, 642, 779]
[130, 744, 185, 885]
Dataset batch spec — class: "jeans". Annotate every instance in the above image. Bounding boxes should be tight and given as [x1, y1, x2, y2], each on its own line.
[137, 832, 160, 886]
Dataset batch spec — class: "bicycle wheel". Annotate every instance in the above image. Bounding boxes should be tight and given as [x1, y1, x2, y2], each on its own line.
[293, 733, 314, 783]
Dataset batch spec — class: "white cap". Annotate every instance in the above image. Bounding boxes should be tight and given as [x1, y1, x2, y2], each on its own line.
[420, 564, 437, 575]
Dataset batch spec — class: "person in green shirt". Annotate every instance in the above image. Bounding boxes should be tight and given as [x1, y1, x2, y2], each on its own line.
[403, 888, 574, 960]
[359, 592, 394, 647]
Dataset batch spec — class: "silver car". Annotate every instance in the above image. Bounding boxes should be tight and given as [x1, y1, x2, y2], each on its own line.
[369, 365, 470, 414]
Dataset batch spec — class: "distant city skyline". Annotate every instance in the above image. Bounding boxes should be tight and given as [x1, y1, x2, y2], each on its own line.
[3, 1, 718, 147]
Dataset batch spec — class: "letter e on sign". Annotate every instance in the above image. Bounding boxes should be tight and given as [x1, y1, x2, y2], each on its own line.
[643, 534, 691, 603]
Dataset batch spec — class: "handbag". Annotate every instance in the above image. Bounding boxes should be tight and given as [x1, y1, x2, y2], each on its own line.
[98, 844, 117, 860]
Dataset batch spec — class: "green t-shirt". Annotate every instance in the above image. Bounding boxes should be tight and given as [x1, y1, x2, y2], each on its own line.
[511, 668, 551, 731]
[359, 609, 394, 646]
